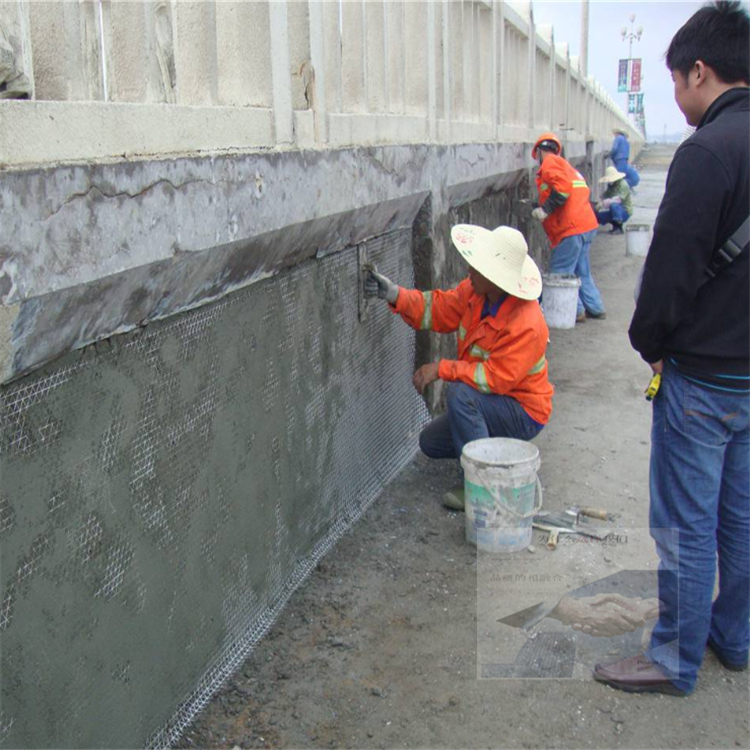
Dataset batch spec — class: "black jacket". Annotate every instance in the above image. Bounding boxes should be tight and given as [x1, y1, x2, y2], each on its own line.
[629, 87, 749, 377]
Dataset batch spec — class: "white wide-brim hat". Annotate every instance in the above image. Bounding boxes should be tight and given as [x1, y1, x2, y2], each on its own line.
[450, 224, 542, 301]
[599, 165, 627, 183]
[612, 126, 628, 135]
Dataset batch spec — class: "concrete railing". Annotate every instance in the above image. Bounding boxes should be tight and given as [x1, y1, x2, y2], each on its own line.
[0, 0, 640, 167]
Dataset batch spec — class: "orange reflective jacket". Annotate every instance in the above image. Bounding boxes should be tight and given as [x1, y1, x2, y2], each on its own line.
[392, 279, 554, 424]
[536, 154, 598, 248]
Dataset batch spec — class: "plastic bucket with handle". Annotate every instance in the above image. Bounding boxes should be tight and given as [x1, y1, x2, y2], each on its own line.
[461, 438, 543, 553]
[542, 273, 581, 329]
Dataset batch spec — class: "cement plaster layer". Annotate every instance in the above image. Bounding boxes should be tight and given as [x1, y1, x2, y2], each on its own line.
[0, 229, 428, 748]
[0, 140, 558, 382]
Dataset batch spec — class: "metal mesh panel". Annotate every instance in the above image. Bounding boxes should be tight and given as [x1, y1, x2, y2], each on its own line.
[0, 229, 428, 748]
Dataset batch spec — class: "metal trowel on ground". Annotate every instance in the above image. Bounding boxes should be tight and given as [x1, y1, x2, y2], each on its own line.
[532, 505, 612, 541]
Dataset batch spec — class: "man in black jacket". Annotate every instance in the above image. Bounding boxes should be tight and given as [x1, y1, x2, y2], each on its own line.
[595, 1, 750, 696]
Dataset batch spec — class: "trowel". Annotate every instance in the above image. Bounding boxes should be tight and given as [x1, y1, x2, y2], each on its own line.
[532, 505, 612, 541]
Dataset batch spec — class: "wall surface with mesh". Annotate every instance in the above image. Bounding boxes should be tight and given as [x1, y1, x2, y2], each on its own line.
[0, 230, 428, 748]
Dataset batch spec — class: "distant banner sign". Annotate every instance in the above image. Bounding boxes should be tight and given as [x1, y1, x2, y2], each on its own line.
[630, 59, 642, 92]
[618, 59, 629, 92]
[629, 93, 644, 114]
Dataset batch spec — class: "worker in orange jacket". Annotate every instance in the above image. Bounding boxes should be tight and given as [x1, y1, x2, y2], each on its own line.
[366, 225, 554, 510]
[532, 132, 606, 321]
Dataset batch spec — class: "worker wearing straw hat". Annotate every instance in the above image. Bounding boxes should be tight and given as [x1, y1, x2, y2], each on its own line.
[366, 225, 553, 511]
[596, 165, 634, 235]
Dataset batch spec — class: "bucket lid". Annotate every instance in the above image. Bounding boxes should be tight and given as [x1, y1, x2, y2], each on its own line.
[461, 438, 540, 470]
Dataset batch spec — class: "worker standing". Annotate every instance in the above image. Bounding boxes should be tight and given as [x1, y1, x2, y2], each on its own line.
[610, 127, 641, 188]
[595, 0, 749, 696]
[366, 226, 553, 511]
[531, 132, 606, 321]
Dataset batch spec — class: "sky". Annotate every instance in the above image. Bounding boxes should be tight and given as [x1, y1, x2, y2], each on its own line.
[530, 1, 745, 137]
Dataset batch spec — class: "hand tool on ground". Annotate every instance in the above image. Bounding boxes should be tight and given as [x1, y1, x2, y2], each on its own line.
[546, 528, 560, 550]
[532, 509, 612, 540]
[568, 505, 614, 523]
[645, 372, 661, 401]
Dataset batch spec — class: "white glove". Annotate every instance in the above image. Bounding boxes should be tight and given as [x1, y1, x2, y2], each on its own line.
[532, 207, 549, 222]
[601, 198, 613, 209]
[611, 196, 622, 204]
[365, 270, 400, 304]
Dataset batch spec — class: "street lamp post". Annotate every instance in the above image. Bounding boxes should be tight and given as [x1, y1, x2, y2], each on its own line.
[621, 15, 644, 133]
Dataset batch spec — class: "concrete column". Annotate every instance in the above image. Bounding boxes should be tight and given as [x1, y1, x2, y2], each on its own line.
[321, 0, 342, 114]
[386, 0, 405, 114]
[441, 0, 452, 137]
[449, 0, 463, 121]
[426, 0, 437, 138]
[103, 0, 176, 103]
[0, 0, 36, 99]
[492, 1, 501, 135]
[215, 0, 272, 107]
[549, 31, 556, 129]
[527, 10, 535, 130]
[405, 1, 428, 118]
[308, 0, 328, 143]
[364, 0, 385, 112]
[172, 0, 218, 106]
[287, 0, 311, 112]
[27, 0, 102, 101]
[341, 0, 365, 112]
[269, 0, 293, 144]
[479, 4, 491, 123]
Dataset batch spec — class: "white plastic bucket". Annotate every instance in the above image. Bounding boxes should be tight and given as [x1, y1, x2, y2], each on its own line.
[625, 224, 651, 257]
[460, 438, 543, 554]
[542, 273, 581, 329]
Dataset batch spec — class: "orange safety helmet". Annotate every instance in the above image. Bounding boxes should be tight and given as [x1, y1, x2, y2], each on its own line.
[532, 132, 563, 159]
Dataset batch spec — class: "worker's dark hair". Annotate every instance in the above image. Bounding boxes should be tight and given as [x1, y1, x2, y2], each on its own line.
[666, 1, 750, 84]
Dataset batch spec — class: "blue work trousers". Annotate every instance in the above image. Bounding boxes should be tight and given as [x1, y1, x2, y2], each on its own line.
[596, 203, 630, 226]
[613, 157, 640, 189]
[646, 363, 750, 693]
[419, 382, 544, 459]
[549, 229, 605, 317]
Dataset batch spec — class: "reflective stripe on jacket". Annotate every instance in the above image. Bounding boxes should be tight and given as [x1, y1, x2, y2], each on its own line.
[392, 279, 554, 424]
[536, 154, 598, 248]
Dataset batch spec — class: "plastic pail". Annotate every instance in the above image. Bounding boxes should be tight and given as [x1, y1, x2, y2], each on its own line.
[625, 224, 651, 257]
[542, 274, 581, 329]
[460, 438, 543, 554]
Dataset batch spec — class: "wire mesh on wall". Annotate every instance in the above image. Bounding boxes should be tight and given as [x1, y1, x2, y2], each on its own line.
[0, 229, 428, 748]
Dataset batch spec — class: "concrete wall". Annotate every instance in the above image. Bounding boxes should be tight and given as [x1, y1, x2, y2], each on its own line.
[0, 1, 643, 747]
[0, 0, 640, 167]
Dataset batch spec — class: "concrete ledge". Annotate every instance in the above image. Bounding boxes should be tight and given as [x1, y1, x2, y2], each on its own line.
[0, 100, 275, 168]
[0, 139, 608, 383]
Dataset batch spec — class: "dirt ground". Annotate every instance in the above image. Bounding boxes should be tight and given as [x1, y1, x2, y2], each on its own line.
[177, 145, 749, 750]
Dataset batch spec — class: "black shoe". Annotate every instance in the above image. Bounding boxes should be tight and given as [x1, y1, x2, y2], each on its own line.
[585, 310, 607, 320]
[609, 224, 624, 235]
[707, 637, 749, 672]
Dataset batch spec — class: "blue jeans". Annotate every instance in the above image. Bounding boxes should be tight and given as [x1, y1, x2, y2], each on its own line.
[613, 158, 640, 189]
[549, 229, 605, 317]
[596, 204, 630, 226]
[646, 364, 750, 693]
[419, 382, 544, 459]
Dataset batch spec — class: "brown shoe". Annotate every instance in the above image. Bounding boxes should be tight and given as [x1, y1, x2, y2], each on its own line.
[593, 654, 686, 696]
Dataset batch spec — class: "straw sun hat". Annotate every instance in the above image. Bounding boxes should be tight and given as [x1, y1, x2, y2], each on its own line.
[450, 224, 542, 300]
[599, 165, 627, 183]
